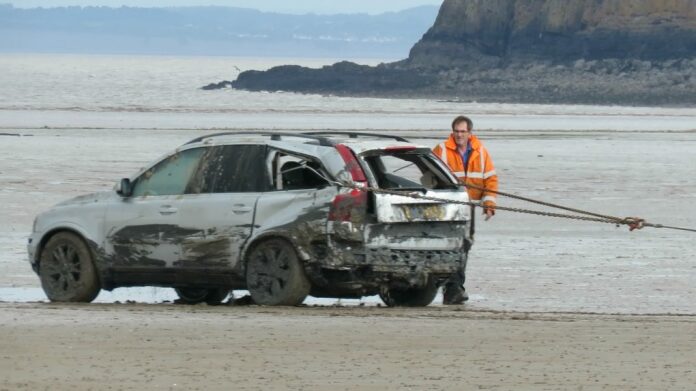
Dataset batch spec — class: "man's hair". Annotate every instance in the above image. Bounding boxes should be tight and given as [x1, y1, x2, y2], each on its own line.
[451, 115, 473, 131]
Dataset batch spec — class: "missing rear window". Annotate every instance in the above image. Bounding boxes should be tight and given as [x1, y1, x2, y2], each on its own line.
[363, 152, 456, 190]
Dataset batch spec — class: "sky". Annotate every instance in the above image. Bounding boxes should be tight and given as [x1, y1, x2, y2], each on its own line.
[7, 0, 445, 14]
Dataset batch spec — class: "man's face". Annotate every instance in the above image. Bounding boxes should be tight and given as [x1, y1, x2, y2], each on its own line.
[452, 121, 471, 148]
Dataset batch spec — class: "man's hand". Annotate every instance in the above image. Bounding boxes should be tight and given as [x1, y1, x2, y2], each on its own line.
[483, 207, 495, 221]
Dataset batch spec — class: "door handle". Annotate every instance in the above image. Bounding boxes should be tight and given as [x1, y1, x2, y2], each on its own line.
[232, 204, 252, 214]
[159, 205, 178, 215]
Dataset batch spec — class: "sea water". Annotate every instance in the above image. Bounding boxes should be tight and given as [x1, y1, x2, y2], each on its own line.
[1, 53, 696, 132]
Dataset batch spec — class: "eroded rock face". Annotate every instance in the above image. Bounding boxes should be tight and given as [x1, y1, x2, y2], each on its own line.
[227, 0, 696, 105]
[408, 0, 696, 68]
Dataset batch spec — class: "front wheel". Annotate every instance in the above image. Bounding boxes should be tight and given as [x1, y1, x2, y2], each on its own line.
[174, 287, 229, 305]
[379, 278, 438, 307]
[245, 238, 310, 306]
[39, 232, 100, 302]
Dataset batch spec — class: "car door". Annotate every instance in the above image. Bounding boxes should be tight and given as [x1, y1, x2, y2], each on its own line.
[103, 146, 207, 283]
[252, 150, 335, 260]
[175, 144, 269, 273]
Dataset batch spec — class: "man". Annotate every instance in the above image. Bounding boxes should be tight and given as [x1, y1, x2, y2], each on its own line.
[433, 115, 498, 304]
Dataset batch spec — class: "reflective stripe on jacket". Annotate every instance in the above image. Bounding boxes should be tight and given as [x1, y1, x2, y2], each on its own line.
[433, 134, 498, 208]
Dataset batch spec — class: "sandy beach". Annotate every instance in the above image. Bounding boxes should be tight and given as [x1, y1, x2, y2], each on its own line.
[1, 122, 695, 389]
[2, 125, 695, 312]
[0, 303, 694, 390]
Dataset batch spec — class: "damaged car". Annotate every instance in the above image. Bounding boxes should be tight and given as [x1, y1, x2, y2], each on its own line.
[28, 131, 472, 306]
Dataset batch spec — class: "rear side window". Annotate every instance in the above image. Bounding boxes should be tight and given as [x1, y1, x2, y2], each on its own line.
[266, 149, 331, 191]
[132, 147, 206, 197]
[189, 145, 269, 193]
[363, 151, 456, 190]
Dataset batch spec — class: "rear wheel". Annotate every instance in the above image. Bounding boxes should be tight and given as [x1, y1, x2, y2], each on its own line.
[174, 287, 229, 305]
[379, 278, 438, 307]
[245, 238, 310, 306]
[39, 232, 100, 302]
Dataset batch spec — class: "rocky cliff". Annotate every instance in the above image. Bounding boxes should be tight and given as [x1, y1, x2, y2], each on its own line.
[227, 0, 696, 105]
[408, 0, 696, 67]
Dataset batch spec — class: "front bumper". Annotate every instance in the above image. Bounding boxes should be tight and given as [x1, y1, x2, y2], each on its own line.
[27, 233, 40, 273]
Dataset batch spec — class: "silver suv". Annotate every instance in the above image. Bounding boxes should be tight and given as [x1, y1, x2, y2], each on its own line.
[28, 132, 472, 306]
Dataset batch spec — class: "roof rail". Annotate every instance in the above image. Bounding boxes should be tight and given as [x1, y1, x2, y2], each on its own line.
[302, 131, 410, 142]
[185, 131, 335, 146]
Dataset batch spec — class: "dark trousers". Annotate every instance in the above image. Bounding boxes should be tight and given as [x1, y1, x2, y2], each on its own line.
[445, 205, 475, 291]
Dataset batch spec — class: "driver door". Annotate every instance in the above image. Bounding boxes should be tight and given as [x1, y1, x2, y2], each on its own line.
[103, 147, 207, 284]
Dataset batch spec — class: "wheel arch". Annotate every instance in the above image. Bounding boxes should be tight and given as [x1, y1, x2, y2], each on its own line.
[36, 227, 103, 302]
[243, 234, 312, 306]
[241, 232, 309, 268]
[35, 226, 102, 273]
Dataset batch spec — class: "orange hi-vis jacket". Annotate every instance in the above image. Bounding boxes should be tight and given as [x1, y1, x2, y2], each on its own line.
[433, 134, 498, 208]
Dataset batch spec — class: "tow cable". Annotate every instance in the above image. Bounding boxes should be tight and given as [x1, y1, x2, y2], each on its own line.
[457, 183, 676, 232]
[298, 164, 696, 233]
[344, 182, 694, 233]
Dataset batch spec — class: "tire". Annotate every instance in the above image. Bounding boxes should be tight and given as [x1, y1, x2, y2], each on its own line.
[39, 232, 100, 302]
[174, 287, 229, 305]
[245, 238, 310, 306]
[379, 278, 438, 307]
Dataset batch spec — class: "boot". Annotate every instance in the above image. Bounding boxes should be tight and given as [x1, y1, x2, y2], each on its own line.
[443, 285, 468, 305]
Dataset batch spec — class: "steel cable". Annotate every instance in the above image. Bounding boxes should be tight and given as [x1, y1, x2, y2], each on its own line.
[301, 164, 696, 233]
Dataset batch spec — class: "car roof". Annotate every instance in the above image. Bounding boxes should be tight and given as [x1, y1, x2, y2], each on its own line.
[183, 131, 431, 154]
[129, 131, 436, 181]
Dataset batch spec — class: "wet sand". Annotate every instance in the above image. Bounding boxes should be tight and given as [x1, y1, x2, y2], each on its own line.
[1, 125, 695, 389]
[1, 303, 695, 390]
[2, 127, 695, 313]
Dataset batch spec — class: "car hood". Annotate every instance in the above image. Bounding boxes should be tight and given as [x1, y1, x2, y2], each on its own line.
[54, 191, 116, 207]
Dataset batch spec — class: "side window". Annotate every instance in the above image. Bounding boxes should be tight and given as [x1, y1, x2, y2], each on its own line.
[189, 145, 269, 193]
[132, 147, 206, 197]
[272, 153, 330, 191]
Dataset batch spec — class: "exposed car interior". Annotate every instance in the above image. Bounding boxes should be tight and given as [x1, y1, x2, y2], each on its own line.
[274, 153, 330, 190]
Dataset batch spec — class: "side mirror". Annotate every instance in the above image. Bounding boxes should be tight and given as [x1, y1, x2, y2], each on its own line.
[117, 178, 133, 197]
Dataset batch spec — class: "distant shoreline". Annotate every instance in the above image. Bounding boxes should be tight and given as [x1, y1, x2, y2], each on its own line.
[0, 4, 438, 59]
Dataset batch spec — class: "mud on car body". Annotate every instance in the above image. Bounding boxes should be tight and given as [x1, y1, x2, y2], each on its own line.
[28, 132, 472, 306]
